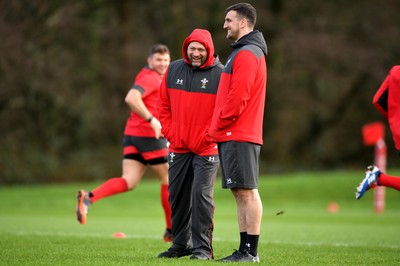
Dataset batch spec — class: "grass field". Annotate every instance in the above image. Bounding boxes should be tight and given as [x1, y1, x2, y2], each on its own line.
[1, 169, 400, 265]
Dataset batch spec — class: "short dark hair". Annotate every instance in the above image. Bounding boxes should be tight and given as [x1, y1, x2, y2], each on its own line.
[225, 3, 257, 27]
[149, 44, 169, 56]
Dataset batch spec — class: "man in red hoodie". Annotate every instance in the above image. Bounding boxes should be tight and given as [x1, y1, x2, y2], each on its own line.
[157, 29, 223, 260]
[356, 66, 400, 199]
[209, 3, 267, 263]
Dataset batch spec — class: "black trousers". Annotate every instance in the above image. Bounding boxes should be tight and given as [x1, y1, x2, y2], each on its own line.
[168, 152, 219, 256]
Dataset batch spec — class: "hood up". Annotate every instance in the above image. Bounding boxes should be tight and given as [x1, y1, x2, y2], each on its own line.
[182, 28, 216, 69]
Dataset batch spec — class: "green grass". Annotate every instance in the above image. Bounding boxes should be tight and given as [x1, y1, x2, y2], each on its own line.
[1, 169, 400, 265]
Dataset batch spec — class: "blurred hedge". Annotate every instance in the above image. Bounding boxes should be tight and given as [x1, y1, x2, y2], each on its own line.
[1, 1, 400, 184]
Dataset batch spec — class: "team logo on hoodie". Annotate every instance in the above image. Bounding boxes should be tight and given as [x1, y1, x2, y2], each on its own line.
[200, 78, 209, 89]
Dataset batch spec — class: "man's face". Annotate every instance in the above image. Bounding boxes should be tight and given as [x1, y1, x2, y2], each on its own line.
[187, 42, 208, 68]
[148, 52, 170, 75]
[223, 10, 242, 41]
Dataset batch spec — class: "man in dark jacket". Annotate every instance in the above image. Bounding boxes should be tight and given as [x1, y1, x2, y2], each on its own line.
[157, 29, 223, 260]
[210, 3, 268, 263]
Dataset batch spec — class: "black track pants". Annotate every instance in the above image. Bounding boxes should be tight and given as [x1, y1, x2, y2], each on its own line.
[168, 152, 219, 256]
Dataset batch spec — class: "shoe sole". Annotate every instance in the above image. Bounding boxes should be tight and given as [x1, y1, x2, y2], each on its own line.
[356, 168, 380, 199]
[76, 190, 87, 224]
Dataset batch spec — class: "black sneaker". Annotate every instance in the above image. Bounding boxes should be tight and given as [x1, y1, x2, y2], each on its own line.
[158, 248, 192, 258]
[217, 250, 260, 263]
[190, 252, 211, 260]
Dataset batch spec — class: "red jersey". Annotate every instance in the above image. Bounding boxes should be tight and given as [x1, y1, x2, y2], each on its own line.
[373, 65, 400, 151]
[124, 66, 163, 137]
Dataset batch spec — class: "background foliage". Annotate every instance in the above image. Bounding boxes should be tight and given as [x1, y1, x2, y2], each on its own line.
[1, 0, 400, 183]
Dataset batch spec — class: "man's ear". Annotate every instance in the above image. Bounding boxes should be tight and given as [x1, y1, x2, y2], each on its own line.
[240, 18, 247, 29]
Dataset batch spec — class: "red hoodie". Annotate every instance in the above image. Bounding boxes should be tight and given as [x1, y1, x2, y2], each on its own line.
[373, 65, 400, 151]
[209, 30, 268, 145]
[158, 29, 223, 155]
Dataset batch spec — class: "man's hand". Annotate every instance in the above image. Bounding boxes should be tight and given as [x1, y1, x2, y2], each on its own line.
[150, 117, 162, 139]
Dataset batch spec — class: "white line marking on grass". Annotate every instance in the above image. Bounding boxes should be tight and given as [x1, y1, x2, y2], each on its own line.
[264, 239, 400, 250]
[12, 231, 162, 239]
[8, 231, 400, 250]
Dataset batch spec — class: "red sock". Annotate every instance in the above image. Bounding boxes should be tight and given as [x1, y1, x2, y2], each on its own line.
[379, 173, 400, 191]
[90, 177, 128, 203]
[161, 184, 172, 229]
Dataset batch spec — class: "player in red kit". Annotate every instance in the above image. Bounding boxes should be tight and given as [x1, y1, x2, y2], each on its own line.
[356, 66, 400, 199]
[76, 44, 173, 242]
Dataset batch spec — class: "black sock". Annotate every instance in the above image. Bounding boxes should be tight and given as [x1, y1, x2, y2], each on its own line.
[246, 234, 259, 256]
[239, 232, 247, 252]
